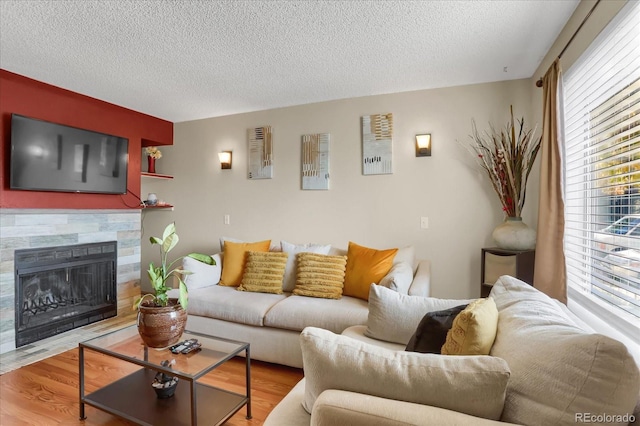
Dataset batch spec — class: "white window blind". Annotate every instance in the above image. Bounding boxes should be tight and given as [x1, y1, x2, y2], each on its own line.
[563, 0, 640, 325]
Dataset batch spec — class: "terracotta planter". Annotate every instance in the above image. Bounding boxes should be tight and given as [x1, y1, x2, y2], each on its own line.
[137, 300, 187, 348]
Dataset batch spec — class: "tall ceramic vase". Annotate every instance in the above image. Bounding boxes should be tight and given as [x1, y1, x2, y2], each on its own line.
[147, 156, 156, 174]
[492, 216, 536, 250]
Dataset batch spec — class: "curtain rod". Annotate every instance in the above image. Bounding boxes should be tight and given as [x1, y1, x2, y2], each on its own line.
[536, 0, 601, 87]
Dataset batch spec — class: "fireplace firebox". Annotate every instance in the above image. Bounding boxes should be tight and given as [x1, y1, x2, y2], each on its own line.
[14, 241, 118, 347]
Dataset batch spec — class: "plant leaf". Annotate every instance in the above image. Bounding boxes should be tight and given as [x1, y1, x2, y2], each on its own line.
[163, 233, 179, 254]
[149, 236, 162, 245]
[178, 279, 188, 310]
[187, 253, 215, 265]
[162, 222, 176, 241]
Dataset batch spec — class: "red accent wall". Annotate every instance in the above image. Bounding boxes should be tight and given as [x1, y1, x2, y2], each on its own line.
[0, 69, 173, 209]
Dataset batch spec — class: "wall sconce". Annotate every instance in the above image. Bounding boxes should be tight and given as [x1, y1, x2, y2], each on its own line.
[415, 134, 431, 157]
[218, 151, 232, 169]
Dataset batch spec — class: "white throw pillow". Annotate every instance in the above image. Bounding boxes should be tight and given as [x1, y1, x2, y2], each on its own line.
[182, 253, 222, 289]
[393, 245, 417, 273]
[378, 261, 413, 294]
[300, 327, 510, 420]
[365, 284, 475, 345]
[280, 240, 331, 292]
[490, 275, 640, 426]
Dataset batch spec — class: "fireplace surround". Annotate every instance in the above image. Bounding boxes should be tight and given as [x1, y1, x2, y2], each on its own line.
[0, 209, 142, 354]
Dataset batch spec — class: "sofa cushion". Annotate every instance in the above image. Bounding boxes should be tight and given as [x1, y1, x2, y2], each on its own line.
[293, 253, 347, 299]
[343, 242, 398, 301]
[393, 245, 417, 273]
[219, 236, 280, 252]
[264, 295, 368, 333]
[405, 304, 468, 354]
[365, 284, 475, 345]
[280, 240, 332, 292]
[441, 297, 498, 355]
[186, 285, 286, 326]
[220, 239, 271, 286]
[237, 251, 288, 294]
[378, 261, 414, 294]
[490, 275, 640, 426]
[300, 327, 511, 420]
[183, 253, 222, 289]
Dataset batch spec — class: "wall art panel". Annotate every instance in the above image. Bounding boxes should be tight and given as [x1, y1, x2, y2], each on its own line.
[301, 133, 330, 190]
[248, 125, 273, 179]
[362, 113, 393, 175]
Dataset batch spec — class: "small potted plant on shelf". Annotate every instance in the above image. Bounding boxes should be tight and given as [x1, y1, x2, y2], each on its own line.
[133, 222, 215, 348]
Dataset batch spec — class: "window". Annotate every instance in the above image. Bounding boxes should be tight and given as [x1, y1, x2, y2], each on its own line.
[563, 0, 640, 338]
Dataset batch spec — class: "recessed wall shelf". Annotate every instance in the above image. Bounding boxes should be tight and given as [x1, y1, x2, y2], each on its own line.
[141, 172, 173, 179]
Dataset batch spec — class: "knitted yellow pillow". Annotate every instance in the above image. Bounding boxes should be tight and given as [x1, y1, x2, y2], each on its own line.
[343, 241, 398, 301]
[237, 251, 289, 294]
[441, 297, 499, 355]
[293, 253, 348, 299]
[220, 240, 271, 286]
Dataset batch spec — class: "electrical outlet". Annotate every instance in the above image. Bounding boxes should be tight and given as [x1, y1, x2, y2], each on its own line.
[224, 214, 230, 225]
[420, 217, 429, 229]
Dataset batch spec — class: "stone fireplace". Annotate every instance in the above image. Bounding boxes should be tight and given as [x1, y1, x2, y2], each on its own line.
[0, 209, 141, 354]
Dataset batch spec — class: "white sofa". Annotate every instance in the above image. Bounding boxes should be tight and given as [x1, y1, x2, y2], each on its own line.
[265, 276, 640, 426]
[176, 244, 431, 368]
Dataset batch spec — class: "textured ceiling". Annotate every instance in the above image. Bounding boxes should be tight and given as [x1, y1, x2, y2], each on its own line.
[0, 0, 579, 123]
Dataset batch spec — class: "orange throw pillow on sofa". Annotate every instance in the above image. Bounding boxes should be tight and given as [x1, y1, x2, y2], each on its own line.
[220, 240, 271, 286]
[343, 241, 398, 300]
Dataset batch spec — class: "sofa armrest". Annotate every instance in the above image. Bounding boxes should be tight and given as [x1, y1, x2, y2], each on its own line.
[408, 259, 431, 297]
[311, 390, 517, 426]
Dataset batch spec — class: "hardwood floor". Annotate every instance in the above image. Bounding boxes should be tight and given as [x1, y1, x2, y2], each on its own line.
[0, 348, 303, 425]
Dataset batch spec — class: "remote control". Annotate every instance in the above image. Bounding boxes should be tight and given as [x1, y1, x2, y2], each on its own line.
[181, 342, 202, 354]
[170, 338, 197, 354]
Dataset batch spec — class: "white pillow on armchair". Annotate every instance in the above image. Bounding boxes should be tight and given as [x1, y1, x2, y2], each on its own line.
[300, 326, 511, 421]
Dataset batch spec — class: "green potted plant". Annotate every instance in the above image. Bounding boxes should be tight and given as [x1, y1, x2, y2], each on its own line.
[134, 222, 215, 348]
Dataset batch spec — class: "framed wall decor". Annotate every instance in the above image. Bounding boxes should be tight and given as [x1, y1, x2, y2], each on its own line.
[301, 133, 330, 190]
[362, 113, 393, 175]
[248, 125, 273, 179]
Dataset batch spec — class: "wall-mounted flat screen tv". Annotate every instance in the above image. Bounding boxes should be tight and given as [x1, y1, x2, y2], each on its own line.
[10, 114, 129, 194]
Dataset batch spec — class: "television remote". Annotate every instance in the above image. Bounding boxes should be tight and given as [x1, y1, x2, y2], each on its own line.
[170, 338, 198, 354]
[181, 342, 202, 354]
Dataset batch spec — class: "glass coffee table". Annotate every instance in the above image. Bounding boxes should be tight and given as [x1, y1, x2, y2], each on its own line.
[79, 326, 250, 425]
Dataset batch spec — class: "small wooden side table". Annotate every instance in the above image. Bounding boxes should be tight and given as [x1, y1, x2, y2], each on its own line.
[481, 247, 535, 297]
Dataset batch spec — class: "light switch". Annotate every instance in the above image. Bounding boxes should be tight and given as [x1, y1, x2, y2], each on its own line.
[420, 217, 428, 229]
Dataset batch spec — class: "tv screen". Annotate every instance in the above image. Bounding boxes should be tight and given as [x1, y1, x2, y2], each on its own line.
[10, 114, 129, 194]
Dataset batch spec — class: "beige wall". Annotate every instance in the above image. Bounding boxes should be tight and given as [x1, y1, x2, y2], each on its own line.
[141, 78, 537, 299]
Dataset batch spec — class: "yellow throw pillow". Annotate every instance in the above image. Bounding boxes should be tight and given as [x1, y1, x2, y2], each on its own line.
[293, 253, 348, 299]
[343, 241, 398, 301]
[220, 240, 271, 286]
[441, 297, 499, 355]
[237, 251, 288, 294]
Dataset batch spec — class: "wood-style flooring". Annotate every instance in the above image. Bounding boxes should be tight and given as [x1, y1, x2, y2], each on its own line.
[0, 348, 303, 425]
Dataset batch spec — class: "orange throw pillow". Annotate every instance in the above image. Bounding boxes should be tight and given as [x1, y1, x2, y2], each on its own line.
[343, 241, 398, 300]
[220, 240, 271, 286]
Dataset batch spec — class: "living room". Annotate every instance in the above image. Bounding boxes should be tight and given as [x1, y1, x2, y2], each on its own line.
[1, 1, 639, 425]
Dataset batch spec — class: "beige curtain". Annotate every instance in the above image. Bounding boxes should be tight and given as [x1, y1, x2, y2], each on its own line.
[534, 59, 567, 303]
